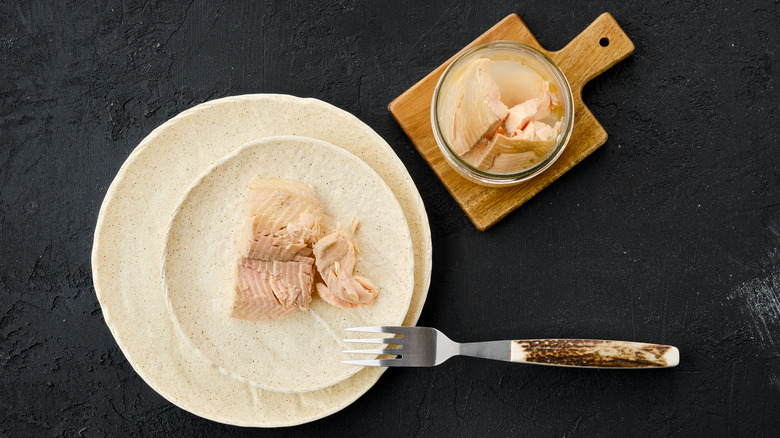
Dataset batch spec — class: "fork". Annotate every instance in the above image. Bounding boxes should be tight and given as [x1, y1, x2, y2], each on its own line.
[343, 326, 679, 369]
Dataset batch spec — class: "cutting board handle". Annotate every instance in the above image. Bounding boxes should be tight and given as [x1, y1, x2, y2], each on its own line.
[550, 12, 635, 93]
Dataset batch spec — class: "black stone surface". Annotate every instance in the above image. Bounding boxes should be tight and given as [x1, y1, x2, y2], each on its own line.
[1, 1, 778, 436]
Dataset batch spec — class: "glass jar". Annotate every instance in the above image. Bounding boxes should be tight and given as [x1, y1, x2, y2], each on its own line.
[431, 41, 574, 187]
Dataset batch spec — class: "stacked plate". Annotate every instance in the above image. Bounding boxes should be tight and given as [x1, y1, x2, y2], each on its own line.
[91, 95, 432, 427]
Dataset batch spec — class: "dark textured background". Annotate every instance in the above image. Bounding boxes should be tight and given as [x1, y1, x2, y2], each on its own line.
[1, 1, 779, 436]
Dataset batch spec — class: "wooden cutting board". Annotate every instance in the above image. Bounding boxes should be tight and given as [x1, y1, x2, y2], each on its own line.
[389, 13, 634, 231]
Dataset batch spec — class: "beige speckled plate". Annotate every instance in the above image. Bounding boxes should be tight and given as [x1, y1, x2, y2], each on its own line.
[163, 136, 414, 393]
[91, 94, 432, 427]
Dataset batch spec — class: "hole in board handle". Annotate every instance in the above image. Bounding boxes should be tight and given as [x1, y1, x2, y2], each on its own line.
[599, 37, 610, 47]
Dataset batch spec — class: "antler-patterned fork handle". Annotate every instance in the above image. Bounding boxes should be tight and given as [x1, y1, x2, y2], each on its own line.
[510, 339, 679, 368]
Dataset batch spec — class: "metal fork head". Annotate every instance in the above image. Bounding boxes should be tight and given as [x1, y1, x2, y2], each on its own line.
[342, 326, 457, 367]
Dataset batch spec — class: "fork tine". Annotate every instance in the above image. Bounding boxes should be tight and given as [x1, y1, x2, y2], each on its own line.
[344, 326, 396, 334]
[374, 326, 416, 335]
[343, 337, 402, 344]
[343, 348, 401, 355]
[345, 326, 417, 335]
[342, 359, 406, 367]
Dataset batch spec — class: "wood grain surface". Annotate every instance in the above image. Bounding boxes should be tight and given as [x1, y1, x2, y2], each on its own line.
[389, 13, 634, 230]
